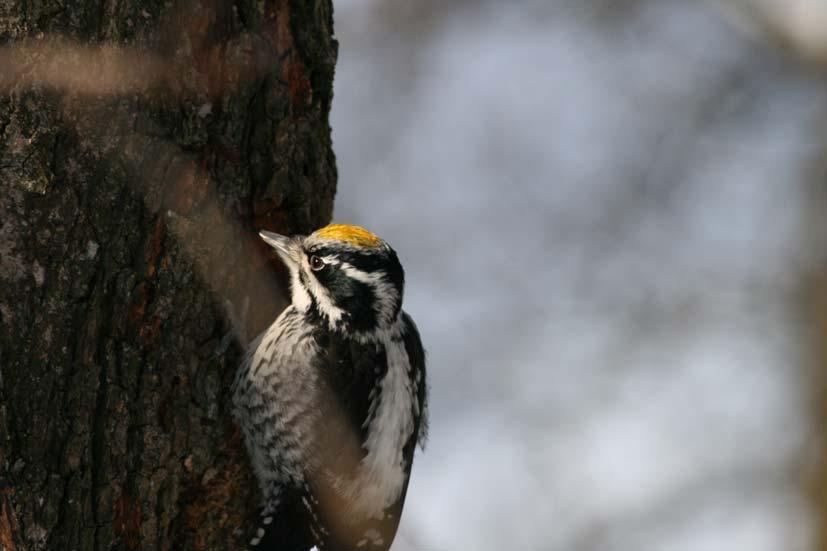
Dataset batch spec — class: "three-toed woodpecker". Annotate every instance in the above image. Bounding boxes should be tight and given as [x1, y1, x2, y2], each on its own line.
[232, 224, 428, 551]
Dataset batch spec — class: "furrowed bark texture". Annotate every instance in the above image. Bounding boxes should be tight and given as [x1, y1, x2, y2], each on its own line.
[0, 1, 337, 549]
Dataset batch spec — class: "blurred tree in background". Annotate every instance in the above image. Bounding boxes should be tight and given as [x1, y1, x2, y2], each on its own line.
[729, 4, 827, 550]
[0, 1, 336, 549]
[804, 182, 827, 551]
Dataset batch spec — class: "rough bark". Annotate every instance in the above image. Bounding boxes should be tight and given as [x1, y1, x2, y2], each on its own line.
[0, 1, 337, 549]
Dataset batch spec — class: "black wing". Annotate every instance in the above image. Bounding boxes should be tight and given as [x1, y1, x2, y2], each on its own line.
[401, 311, 428, 450]
[315, 328, 388, 450]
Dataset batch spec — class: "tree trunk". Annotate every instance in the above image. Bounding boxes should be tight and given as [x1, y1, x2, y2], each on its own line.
[0, 1, 337, 549]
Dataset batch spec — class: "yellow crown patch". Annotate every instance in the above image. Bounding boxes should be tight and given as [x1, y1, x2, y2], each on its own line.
[314, 224, 383, 248]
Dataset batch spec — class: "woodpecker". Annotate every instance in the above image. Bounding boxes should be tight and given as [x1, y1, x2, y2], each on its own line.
[232, 224, 428, 551]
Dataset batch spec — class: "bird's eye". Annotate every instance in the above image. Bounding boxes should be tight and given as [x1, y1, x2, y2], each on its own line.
[309, 255, 325, 271]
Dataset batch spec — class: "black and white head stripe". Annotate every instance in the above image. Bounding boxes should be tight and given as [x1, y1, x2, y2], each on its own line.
[299, 242, 405, 334]
[259, 225, 406, 335]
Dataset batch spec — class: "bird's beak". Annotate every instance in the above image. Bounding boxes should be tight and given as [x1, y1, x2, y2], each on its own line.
[259, 230, 301, 269]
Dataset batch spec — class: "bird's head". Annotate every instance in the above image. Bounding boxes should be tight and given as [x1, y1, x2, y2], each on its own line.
[260, 224, 405, 335]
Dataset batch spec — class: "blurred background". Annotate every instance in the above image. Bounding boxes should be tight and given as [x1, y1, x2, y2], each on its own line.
[330, 0, 827, 549]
